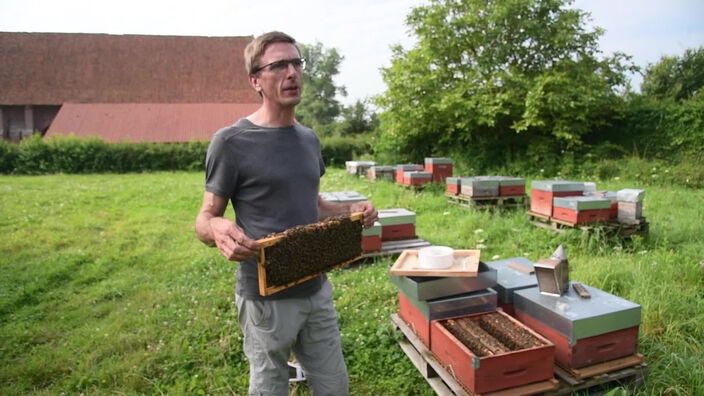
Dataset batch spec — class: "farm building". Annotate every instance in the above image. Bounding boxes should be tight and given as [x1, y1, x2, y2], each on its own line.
[0, 32, 261, 142]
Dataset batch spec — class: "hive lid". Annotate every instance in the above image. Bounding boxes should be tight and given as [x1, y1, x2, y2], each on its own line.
[553, 196, 612, 211]
[495, 176, 525, 186]
[396, 164, 423, 171]
[460, 177, 500, 187]
[425, 157, 454, 164]
[484, 257, 538, 303]
[404, 171, 432, 178]
[531, 180, 585, 192]
[617, 188, 646, 202]
[377, 208, 416, 226]
[514, 283, 641, 343]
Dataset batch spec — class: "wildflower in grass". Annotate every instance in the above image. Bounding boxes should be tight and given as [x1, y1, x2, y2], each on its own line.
[524, 252, 530, 257]
[443, 211, 450, 216]
[491, 255, 500, 260]
[638, 250, 648, 255]
[614, 176, 620, 181]
[474, 228, 484, 234]
[477, 243, 487, 249]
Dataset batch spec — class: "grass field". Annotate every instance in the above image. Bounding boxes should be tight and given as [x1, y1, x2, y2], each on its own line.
[1, 169, 703, 395]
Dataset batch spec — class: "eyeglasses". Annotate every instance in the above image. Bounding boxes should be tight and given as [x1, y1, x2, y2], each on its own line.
[252, 57, 306, 74]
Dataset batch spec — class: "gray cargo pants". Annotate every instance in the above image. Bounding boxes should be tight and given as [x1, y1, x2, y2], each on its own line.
[235, 281, 349, 396]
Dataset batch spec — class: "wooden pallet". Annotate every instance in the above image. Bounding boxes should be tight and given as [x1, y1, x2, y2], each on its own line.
[392, 313, 647, 396]
[548, 356, 648, 395]
[527, 210, 649, 237]
[391, 314, 560, 396]
[447, 193, 529, 209]
[360, 238, 432, 259]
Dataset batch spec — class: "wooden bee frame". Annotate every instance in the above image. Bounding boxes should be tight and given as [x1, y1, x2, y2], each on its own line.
[257, 213, 364, 296]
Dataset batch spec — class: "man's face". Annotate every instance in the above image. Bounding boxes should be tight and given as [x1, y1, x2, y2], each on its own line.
[251, 42, 303, 108]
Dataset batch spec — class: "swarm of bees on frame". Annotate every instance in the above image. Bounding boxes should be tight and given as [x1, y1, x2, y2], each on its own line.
[442, 312, 544, 357]
[264, 216, 362, 287]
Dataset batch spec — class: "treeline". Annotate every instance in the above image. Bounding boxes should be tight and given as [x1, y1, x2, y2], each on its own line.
[372, 0, 704, 176]
[0, 134, 370, 174]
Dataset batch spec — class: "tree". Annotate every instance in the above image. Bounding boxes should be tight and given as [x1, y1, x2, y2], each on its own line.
[641, 47, 704, 102]
[297, 42, 347, 135]
[376, 0, 635, 166]
[335, 99, 379, 135]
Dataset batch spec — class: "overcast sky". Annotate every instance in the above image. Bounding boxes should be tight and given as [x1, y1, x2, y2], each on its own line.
[2, 0, 703, 105]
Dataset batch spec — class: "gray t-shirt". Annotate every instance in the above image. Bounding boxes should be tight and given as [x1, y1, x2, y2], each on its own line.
[205, 118, 326, 299]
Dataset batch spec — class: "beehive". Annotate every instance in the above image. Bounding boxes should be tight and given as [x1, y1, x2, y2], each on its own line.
[431, 310, 554, 394]
[257, 214, 363, 296]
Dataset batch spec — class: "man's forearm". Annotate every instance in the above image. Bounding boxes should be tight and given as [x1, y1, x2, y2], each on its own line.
[195, 211, 217, 246]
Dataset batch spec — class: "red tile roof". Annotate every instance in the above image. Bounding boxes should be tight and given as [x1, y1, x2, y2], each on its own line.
[0, 32, 260, 105]
[45, 103, 262, 142]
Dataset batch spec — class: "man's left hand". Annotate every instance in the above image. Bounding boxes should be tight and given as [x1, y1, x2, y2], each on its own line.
[350, 201, 378, 229]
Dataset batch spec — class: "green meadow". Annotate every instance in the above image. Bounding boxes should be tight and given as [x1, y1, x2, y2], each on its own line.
[1, 169, 703, 395]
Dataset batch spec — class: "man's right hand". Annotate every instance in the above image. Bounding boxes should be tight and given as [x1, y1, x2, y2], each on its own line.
[195, 191, 260, 261]
[209, 217, 260, 261]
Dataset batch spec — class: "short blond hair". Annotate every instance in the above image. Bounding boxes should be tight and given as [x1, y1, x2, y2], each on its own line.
[244, 31, 301, 75]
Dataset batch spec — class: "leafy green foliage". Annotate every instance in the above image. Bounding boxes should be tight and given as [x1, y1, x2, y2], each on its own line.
[335, 99, 379, 136]
[375, 0, 635, 168]
[320, 134, 374, 166]
[297, 42, 347, 136]
[0, 134, 375, 174]
[641, 46, 704, 102]
[1, 135, 208, 174]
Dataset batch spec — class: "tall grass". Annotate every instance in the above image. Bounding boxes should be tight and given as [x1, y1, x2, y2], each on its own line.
[1, 169, 703, 395]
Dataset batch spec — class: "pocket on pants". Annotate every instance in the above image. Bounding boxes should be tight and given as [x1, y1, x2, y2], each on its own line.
[246, 299, 273, 330]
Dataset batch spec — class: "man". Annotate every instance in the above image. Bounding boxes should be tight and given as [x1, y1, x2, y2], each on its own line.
[195, 31, 377, 395]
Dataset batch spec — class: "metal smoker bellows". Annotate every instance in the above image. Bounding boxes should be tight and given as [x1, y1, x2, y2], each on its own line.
[534, 245, 569, 296]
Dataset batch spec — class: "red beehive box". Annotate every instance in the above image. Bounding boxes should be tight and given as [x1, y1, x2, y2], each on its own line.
[430, 310, 555, 394]
[361, 221, 382, 252]
[424, 157, 454, 183]
[501, 185, 526, 196]
[395, 164, 423, 184]
[445, 177, 461, 195]
[515, 312, 639, 369]
[552, 207, 611, 225]
[378, 208, 416, 241]
[514, 284, 641, 369]
[497, 177, 526, 196]
[552, 196, 612, 225]
[399, 289, 498, 348]
[403, 171, 432, 186]
[530, 180, 585, 216]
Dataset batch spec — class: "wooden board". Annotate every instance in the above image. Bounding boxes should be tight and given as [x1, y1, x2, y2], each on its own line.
[257, 213, 363, 296]
[390, 249, 480, 277]
[447, 193, 528, 210]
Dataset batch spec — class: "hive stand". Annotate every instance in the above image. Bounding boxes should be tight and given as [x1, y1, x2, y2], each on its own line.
[527, 210, 649, 237]
[447, 193, 529, 210]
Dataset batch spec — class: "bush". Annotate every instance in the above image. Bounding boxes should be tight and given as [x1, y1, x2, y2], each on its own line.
[3, 135, 209, 174]
[320, 134, 373, 166]
[0, 140, 20, 173]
